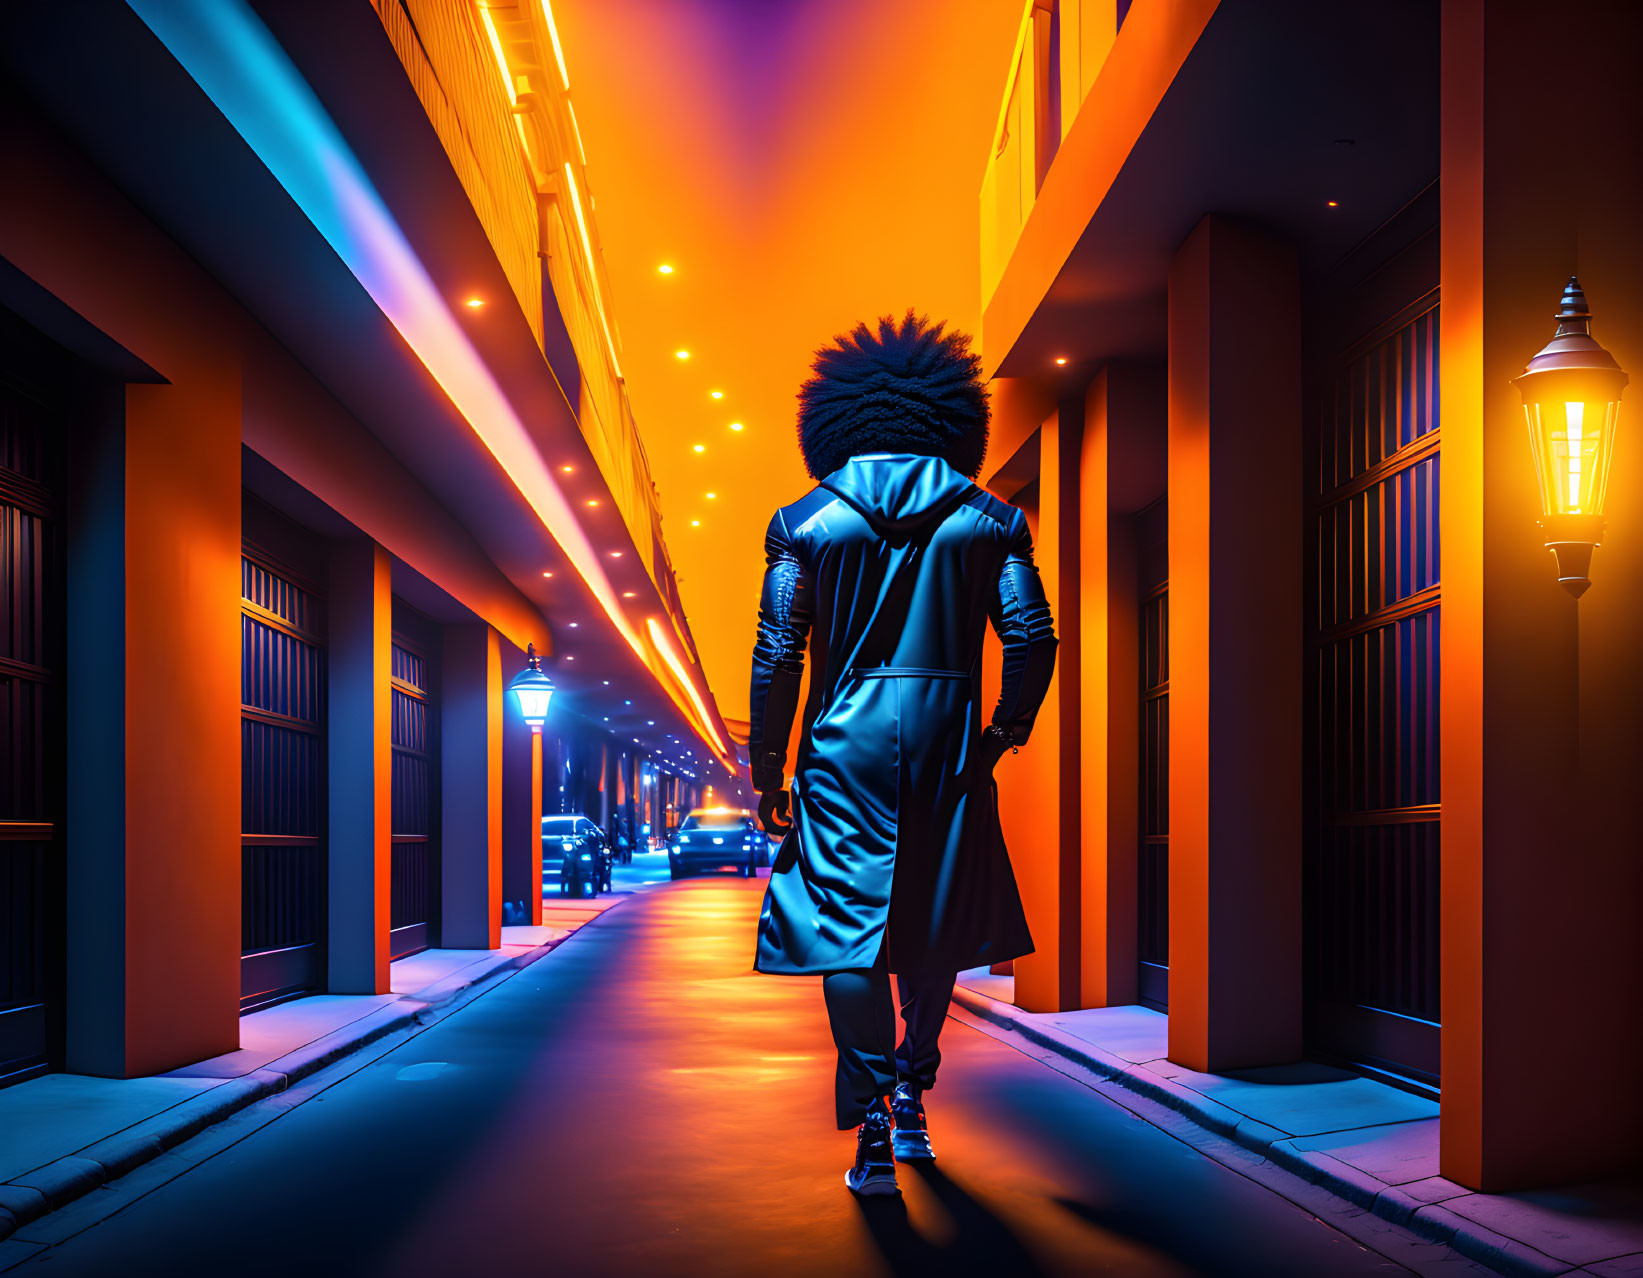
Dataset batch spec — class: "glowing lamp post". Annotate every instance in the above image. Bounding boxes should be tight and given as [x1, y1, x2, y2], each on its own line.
[508, 644, 555, 926]
[507, 643, 556, 730]
[1512, 277, 1628, 597]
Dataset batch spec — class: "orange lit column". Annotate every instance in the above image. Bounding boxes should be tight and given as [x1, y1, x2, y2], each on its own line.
[66, 372, 242, 1078]
[442, 623, 503, 948]
[1005, 402, 1082, 1013]
[502, 696, 545, 927]
[1439, 0, 1643, 1191]
[1078, 362, 1166, 1007]
[327, 537, 392, 994]
[1167, 215, 1303, 1071]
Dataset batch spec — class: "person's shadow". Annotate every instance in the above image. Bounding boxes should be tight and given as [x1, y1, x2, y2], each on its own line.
[854, 1162, 1051, 1278]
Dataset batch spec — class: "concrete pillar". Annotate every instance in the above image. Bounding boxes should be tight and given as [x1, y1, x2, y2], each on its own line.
[1439, 0, 1643, 1191]
[1078, 362, 1167, 1008]
[1004, 401, 1082, 1013]
[327, 537, 391, 994]
[1167, 214, 1303, 1072]
[66, 372, 241, 1078]
[441, 623, 502, 949]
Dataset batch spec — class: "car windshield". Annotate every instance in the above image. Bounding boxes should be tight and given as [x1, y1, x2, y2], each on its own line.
[681, 810, 751, 831]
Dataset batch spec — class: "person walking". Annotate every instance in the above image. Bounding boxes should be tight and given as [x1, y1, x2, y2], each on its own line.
[748, 311, 1057, 1197]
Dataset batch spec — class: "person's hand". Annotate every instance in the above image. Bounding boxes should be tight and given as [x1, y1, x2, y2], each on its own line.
[981, 724, 1014, 773]
[758, 788, 793, 836]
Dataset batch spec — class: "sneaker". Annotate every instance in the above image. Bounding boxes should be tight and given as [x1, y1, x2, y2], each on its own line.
[890, 1082, 934, 1161]
[845, 1101, 899, 1196]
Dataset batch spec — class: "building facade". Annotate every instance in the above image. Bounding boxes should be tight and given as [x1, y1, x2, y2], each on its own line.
[0, 0, 731, 1087]
[983, 0, 1643, 1191]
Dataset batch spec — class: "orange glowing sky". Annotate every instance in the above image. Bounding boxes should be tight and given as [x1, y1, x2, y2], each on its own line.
[557, 0, 1021, 722]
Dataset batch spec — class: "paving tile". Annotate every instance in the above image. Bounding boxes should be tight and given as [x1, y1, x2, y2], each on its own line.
[0, 1076, 219, 1185]
[1584, 1253, 1643, 1276]
[1415, 1203, 1577, 1278]
[1042, 1005, 1169, 1063]
[1161, 1061, 1438, 1137]
[1443, 1181, 1643, 1267]
[1291, 1119, 1443, 1184]
[0, 1237, 46, 1272]
[955, 969, 1014, 1005]
[165, 993, 398, 1079]
[1403, 1176, 1475, 1205]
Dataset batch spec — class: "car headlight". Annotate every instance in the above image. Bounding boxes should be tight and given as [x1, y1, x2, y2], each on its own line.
[579, 853, 593, 862]
[561, 840, 575, 851]
[712, 836, 724, 845]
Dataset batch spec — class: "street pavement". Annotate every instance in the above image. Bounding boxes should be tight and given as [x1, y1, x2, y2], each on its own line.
[12, 874, 1452, 1277]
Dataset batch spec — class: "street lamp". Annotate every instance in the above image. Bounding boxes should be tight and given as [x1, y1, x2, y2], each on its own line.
[1512, 276, 1629, 597]
[508, 643, 557, 729]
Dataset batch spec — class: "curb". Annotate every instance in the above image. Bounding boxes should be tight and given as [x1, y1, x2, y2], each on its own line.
[951, 983, 1576, 1278]
[0, 922, 590, 1246]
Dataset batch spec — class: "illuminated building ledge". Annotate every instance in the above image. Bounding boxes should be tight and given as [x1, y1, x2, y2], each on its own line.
[123, 0, 731, 769]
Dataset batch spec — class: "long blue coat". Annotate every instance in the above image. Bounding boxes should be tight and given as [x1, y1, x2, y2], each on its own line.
[748, 453, 1058, 976]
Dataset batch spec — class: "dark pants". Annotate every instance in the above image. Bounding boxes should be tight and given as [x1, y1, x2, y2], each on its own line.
[822, 954, 957, 1129]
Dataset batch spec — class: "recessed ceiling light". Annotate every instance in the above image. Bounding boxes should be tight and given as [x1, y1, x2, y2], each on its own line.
[586, 498, 599, 507]
[610, 550, 623, 558]
[568, 622, 579, 628]
[690, 519, 700, 527]
[1327, 200, 1340, 208]
[693, 444, 705, 454]
[710, 390, 723, 400]
[542, 570, 553, 578]
[675, 349, 690, 360]
[658, 264, 674, 275]
[729, 421, 744, 432]
[622, 590, 636, 598]
[1054, 357, 1067, 366]
[706, 492, 717, 500]
[465, 297, 484, 308]
[561, 464, 574, 473]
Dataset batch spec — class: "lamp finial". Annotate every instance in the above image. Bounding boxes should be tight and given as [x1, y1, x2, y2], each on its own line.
[1555, 276, 1592, 336]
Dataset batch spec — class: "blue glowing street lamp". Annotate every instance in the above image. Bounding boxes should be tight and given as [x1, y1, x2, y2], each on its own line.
[508, 643, 557, 730]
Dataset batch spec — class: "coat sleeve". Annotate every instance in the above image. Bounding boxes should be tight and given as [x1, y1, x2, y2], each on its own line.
[987, 508, 1058, 745]
[748, 507, 813, 793]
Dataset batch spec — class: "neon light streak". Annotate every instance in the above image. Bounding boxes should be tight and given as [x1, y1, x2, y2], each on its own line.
[566, 98, 588, 166]
[563, 162, 622, 379]
[476, 6, 537, 187]
[127, 0, 725, 760]
[477, 4, 516, 106]
[540, 0, 570, 91]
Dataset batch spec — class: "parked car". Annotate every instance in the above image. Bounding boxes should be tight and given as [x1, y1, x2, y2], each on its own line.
[669, 808, 764, 879]
[542, 813, 612, 897]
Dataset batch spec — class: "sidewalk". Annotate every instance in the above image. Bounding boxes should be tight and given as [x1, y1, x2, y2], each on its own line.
[954, 971, 1643, 1278]
[0, 900, 622, 1248]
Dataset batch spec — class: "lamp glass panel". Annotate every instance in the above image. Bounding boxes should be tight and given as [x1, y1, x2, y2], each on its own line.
[514, 686, 554, 724]
[1525, 398, 1619, 516]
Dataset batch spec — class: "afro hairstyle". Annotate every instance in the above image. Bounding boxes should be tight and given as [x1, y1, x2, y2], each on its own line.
[795, 310, 990, 480]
